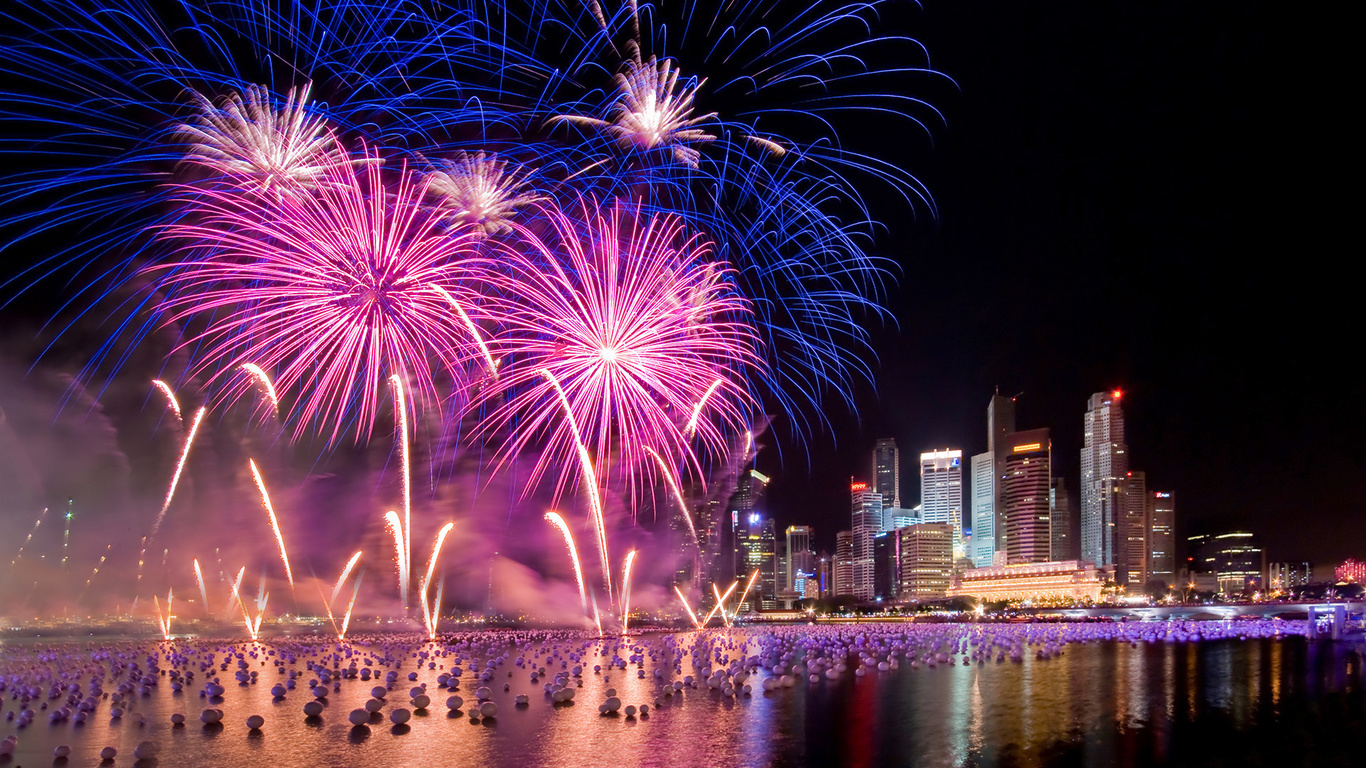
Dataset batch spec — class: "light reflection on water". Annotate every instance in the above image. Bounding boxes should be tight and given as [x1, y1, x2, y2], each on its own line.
[1, 630, 1362, 768]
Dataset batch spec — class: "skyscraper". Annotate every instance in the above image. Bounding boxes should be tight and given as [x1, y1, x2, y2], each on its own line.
[970, 393, 1017, 567]
[785, 525, 814, 592]
[988, 393, 1017, 553]
[1122, 471, 1148, 586]
[920, 450, 964, 558]
[1080, 390, 1128, 572]
[834, 531, 854, 597]
[1002, 428, 1051, 564]
[1050, 477, 1075, 561]
[872, 438, 900, 509]
[735, 513, 777, 609]
[896, 523, 954, 600]
[970, 451, 995, 567]
[850, 482, 882, 600]
[1147, 490, 1176, 588]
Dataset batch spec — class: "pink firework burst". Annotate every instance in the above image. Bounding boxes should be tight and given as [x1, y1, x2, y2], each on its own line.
[154, 141, 492, 442]
[476, 198, 765, 506]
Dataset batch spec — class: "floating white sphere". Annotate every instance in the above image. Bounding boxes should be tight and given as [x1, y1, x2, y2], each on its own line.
[389, 708, 410, 725]
[348, 709, 369, 726]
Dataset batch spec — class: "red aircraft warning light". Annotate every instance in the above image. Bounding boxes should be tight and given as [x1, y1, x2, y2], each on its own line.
[1111, 389, 1123, 400]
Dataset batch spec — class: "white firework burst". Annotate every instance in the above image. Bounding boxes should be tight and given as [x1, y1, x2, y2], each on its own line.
[425, 151, 540, 236]
[178, 83, 339, 188]
[556, 56, 718, 168]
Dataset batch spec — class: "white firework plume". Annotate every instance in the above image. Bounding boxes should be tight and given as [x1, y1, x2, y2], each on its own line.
[425, 151, 541, 236]
[178, 82, 340, 188]
[556, 56, 718, 168]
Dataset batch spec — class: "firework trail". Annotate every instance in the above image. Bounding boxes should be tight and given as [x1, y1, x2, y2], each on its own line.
[428, 284, 497, 376]
[477, 199, 763, 513]
[9, 507, 47, 566]
[390, 375, 412, 611]
[224, 566, 246, 615]
[151, 380, 182, 423]
[248, 458, 293, 587]
[239, 363, 280, 417]
[153, 590, 173, 639]
[619, 549, 637, 634]
[539, 369, 611, 603]
[149, 406, 206, 539]
[419, 522, 455, 640]
[643, 446, 697, 542]
[155, 145, 491, 444]
[384, 511, 410, 610]
[340, 570, 364, 640]
[545, 511, 589, 617]
[734, 568, 761, 618]
[332, 551, 363, 607]
[193, 559, 209, 615]
[685, 379, 724, 438]
[674, 585, 702, 629]
[703, 580, 737, 628]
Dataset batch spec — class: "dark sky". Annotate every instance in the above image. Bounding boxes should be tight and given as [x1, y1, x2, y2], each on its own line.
[757, 1, 1361, 567]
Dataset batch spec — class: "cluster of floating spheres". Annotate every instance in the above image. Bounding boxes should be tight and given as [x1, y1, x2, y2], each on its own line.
[0, 620, 1306, 762]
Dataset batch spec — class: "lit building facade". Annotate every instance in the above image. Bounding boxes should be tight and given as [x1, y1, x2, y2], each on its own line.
[833, 531, 854, 597]
[735, 514, 777, 609]
[1268, 561, 1312, 591]
[1146, 490, 1176, 587]
[1195, 532, 1264, 594]
[1080, 390, 1128, 572]
[897, 523, 954, 600]
[850, 483, 882, 601]
[873, 438, 900, 509]
[785, 525, 814, 592]
[1335, 559, 1366, 584]
[1002, 429, 1051, 564]
[947, 560, 1104, 603]
[920, 450, 964, 558]
[970, 451, 996, 567]
[1122, 471, 1148, 586]
[1050, 477, 1074, 562]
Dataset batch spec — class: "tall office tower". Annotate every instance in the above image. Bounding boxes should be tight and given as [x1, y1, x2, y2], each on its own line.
[775, 535, 789, 598]
[786, 526, 815, 591]
[1080, 390, 1129, 572]
[735, 514, 777, 609]
[1050, 477, 1075, 561]
[882, 507, 918, 531]
[970, 452, 995, 567]
[1120, 471, 1148, 586]
[850, 482, 883, 600]
[872, 438, 900, 508]
[728, 469, 770, 576]
[988, 393, 1017, 552]
[873, 533, 898, 601]
[1146, 490, 1176, 588]
[834, 531, 854, 597]
[920, 450, 964, 558]
[896, 523, 954, 600]
[1002, 428, 1051, 564]
[817, 553, 832, 598]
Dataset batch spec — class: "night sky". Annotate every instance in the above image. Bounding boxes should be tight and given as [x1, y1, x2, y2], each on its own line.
[757, 1, 1361, 567]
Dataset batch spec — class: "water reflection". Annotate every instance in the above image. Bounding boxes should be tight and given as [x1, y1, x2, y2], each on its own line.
[0, 632, 1361, 767]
